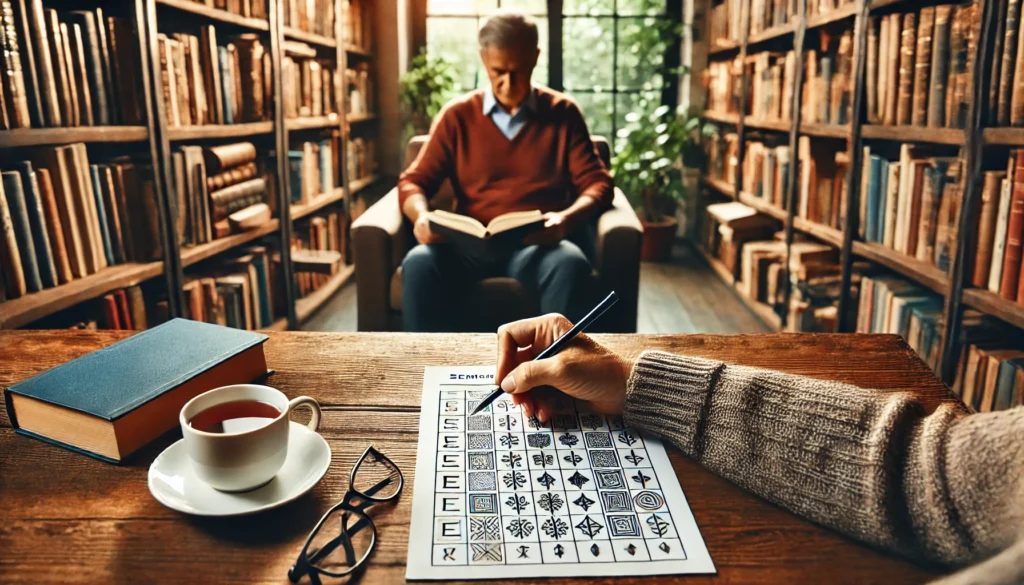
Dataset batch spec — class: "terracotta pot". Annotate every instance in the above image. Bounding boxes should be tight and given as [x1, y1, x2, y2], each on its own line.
[639, 216, 678, 262]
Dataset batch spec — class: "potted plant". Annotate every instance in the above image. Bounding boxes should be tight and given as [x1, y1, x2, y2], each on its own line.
[399, 48, 457, 139]
[612, 104, 711, 261]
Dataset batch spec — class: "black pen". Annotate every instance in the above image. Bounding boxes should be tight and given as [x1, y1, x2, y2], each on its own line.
[469, 291, 619, 416]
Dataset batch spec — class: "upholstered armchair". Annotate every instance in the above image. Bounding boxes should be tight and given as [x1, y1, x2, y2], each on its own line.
[351, 135, 642, 332]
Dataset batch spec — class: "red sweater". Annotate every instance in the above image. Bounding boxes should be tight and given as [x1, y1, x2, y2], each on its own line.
[397, 87, 614, 225]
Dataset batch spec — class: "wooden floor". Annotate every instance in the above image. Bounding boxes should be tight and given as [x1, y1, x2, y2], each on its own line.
[302, 242, 771, 334]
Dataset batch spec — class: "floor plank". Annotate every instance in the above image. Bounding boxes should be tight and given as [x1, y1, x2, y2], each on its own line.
[303, 242, 771, 334]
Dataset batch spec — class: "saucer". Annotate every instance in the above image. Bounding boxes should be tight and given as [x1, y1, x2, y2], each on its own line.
[148, 421, 332, 517]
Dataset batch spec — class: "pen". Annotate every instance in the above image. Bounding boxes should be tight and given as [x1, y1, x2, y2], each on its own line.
[469, 291, 619, 416]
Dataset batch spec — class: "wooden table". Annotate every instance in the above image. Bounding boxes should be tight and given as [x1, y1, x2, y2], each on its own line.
[0, 331, 958, 584]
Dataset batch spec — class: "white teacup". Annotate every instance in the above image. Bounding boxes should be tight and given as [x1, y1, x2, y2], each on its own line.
[179, 384, 321, 492]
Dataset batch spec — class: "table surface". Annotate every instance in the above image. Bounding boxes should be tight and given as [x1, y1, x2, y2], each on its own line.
[0, 331, 959, 584]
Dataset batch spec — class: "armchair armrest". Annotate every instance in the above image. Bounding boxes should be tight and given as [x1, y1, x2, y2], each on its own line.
[352, 188, 409, 330]
[595, 187, 643, 332]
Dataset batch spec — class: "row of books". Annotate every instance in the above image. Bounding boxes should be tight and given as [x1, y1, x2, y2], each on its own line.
[92, 286, 151, 331]
[704, 129, 739, 186]
[748, 0, 797, 37]
[807, 0, 855, 20]
[856, 273, 945, 371]
[170, 141, 274, 247]
[797, 136, 848, 230]
[293, 211, 346, 299]
[987, 0, 1024, 126]
[346, 64, 373, 116]
[705, 58, 742, 117]
[785, 242, 848, 333]
[866, 4, 977, 128]
[343, 0, 370, 50]
[283, 0, 334, 38]
[288, 133, 342, 205]
[282, 50, 339, 119]
[184, 245, 280, 331]
[181, 0, 267, 19]
[856, 145, 963, 271]
[802, 29, 854, 126]
[0, 146, 161, 302]
[955, 343, 1024, 412]
[0, 1, 144, 129]
[156, 29, 271, 127]
[742, 137, 791, 210]
[746, 51, 795, 122]
[347, 137, 376, 184]
[970, 150, 1024, 304]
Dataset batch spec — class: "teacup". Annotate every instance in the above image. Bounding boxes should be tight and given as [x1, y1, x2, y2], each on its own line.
[179, 384, 321, 492]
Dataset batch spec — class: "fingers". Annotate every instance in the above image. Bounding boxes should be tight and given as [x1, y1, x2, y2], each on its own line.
[500, 359, 563, 399]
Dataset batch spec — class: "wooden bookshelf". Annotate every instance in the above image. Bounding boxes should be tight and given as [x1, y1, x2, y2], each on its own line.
[738, 191, 787, 222]
[296, 263, 355, 322]
[852, 241, 949, 295]
[800, 123, 850, 139]
[0, 127, 148, 148]
[982, 127, 1024, 146]
[862, 125, 965, 145]
[291, 188, 347, 221]
[696, 246, 782, 331]
[746, 22, 796, 46]
[806, 4, 859, 29]
[793, 217, 844, 248]
[703, 110, 740, 125]
[347, 113, 378, 124]
[156, 0, 270, 30]
[282, 26, 337, 49]
[180, 220, 281, 267]
[167, 121, 274, 141]
[346, 44, 372, 58]
[696, 245, 734, 285]
[702, 175, 736, 197]
[0, 262, 164, 330]
[709, 41, 742, 56]
[744, 117, 791, 133]
[285, 116, 341, 131]
[961, 289, 1024, 331]
[349, 174, 378, 196]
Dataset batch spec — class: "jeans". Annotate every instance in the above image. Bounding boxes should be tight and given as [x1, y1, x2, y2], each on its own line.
[400, 240, 593, 332]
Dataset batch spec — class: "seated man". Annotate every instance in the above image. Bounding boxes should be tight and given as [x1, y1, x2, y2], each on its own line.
[397, 11, 613, 332]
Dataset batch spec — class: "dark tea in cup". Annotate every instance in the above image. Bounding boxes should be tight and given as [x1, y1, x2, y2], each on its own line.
[188, 399, 281, 434]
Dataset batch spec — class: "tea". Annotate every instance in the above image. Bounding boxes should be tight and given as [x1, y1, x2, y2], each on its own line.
[188, 399, 281, 434]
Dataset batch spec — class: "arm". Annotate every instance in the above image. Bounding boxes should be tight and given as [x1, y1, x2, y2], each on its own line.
[398, 110, 457, 243]
[625, 350, 1024, 571]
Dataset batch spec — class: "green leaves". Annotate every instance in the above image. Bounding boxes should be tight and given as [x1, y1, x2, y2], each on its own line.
[399, 48, 458, 135]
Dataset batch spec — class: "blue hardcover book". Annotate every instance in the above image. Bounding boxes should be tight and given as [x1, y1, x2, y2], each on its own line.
[13, 162, 57, 289]
[247, 247, 272, 328]
[319, 139, 332, 194]
[865, 155, 882, 242]
[993, 357, 1024, 412]
[1, 171, 42, 293]
[89, 165, 115, 267]
[288, 150, 304, 204]
[3, 319, 270, 463]
[219, 46, 234, 124]
[876, 160, 889, 244]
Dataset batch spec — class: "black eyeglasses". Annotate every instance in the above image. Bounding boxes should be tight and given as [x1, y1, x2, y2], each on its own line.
[288, 446, 404, 584]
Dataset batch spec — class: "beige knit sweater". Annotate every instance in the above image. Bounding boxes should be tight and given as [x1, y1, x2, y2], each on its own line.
[623, 351, 1024, 585]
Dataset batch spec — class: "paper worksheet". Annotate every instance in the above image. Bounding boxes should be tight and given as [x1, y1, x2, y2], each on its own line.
[406, 366, 715, 580]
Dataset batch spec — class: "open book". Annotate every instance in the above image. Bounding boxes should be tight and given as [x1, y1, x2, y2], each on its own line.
[428, 209, 546, 256]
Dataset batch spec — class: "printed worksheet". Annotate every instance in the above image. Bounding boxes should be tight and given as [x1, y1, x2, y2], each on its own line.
[406, 366, 716, 580]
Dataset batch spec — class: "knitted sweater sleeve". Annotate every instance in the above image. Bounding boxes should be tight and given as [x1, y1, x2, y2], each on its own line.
[623, 350, 1024, 580]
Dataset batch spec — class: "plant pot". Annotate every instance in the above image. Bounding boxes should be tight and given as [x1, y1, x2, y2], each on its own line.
[639, 216, 678, 262]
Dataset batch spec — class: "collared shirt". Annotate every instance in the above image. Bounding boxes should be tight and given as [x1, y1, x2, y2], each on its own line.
[482, 85, 536, 140]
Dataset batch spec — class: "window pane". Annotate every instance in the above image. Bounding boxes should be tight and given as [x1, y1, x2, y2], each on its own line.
[427, 0, 497, 14]
[499, 0, 547, 13]
[570, 91, 613, 138]
[563, 18, 614, 91]
[563, 0, 613, 15]
[427, 17, 484, 97]
[533, 17, 549, 86]
[616, 0, 665, 16]
[617, 17, 665, 90]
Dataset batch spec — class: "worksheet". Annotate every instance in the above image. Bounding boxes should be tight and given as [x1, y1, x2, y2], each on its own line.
[406, 366, 715, 580]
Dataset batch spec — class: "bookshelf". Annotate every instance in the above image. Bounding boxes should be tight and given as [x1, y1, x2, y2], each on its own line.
[0, 0, 384, 332]
[700, 0, 1024, 385]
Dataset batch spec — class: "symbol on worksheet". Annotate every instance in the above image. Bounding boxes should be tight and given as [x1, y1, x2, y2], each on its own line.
[575, 515, 604, 538]
[536, 472, 557, 489]
[541, 517, 569, 539]
[584, 432, 613, 449]
[562, 452, 583, 466]
[589, 450, 618, 468]
[533, 453, 554, 467]
[527, 434, 551, 448]
[551, 414, 578, 430]
[505, 494, 530, 513]
[558, 432, 579, 447]
[631, 470, 652, 488]
[499, 433, 520, 448]
[502, 452, 523, 468]
[517, 545, 530, 558]
[646, 514, 671, 537]
[467, 433, 494, 450]
[507, 518, 535, 539]
[471, 543, 502, 562]
[623, 450, 645, 466]
[601, 491, 633, 513]
[470, 516, 501, 542]
[608, 415, 625, 430]
[469, 494, 497, 514]
[497, 415, 517, 430]
[579, 414, 603, 430]
[468, 471, 497, 491]
[554, 544, 565, 558]
[590, 543, 600, 557]
[537, 493, 564, 513]
[567, 470, 590, 489]
[467, 415, 492, 431]
[594, 469, 626, 490]
[607, 515, 641, 537]
[442, 547, 456, 561]
[469, 452, 495, 470]
[659, 542, 671, 553]
[634, 490, 665, 511]
[572, 493, 596, 511]
[625, 544, 637, 556]
[503, 471, 527, 490]
[617, 430, 638, 446]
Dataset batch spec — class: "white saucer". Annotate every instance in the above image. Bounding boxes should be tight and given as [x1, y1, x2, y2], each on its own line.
[148, 421, 332, 517]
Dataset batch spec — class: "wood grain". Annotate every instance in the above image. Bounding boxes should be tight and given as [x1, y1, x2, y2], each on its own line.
[155, 0, 270, 31]
[0, 126, 149, 148]
[0, 331, 957, 584]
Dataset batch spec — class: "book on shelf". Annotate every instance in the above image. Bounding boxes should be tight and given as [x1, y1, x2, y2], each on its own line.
[183, 0, 268, 19]
[787, 241, 847, 333]
[289, 133, 341, 206]
[284, 0, 336, 39]
[704, 57, 743, 118]
[293, 210, 347, 297]
[796, 136, 847, 229]
[0, 1, 144, 130]
[346, 136, 376, 184]
[700, 202, 780, 277]
[24, 283, 159, 330]
[282, 48, 339, 119]
[3, 318, 269, 462]
[0, 145, 161, 302]
[746, 50, 795, 122]
[184, 245, 279, 330]
[342, 0, 369, 49]
[954, 345, 1024, 412]
[748, 0, 797, 36]
[156, 28, 270, 128]
[345, 63, 373, 116]
[857, 272, 945, 372]
[742, 137, 790, 210]
[868, 3, 977, 130]
[704, 129, 739, 187]
[802, 29, 854, 126]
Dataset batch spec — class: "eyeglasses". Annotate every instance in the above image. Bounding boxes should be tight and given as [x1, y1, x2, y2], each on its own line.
[288, 446, 404, 584]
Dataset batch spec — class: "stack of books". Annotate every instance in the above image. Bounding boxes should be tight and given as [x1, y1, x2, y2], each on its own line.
[345, 63, 373, 116]
[701, 202, 781, 277]
[743, 137, 791, 210]
[705, 58, 743, 118]
[155, 28, 271, 127]
[285, 0, 335, 38]
[857, 273, 945, 370]
[282, 44, 339, 119]
[746, 51, 796, 122]
[802, 29, 855, 126]
[969, 150, 1024, 304]
[856, 145, 963, 271]
[0, 2, 144, 129]
[705, 129, 739, 187]
[797, 136, 849, 230]
[785, 241, 845, 333]
[288, 134, 342, 205]
[0, 146, 161, 301]
[183, 246, 279, 330]
[293, 211, 346, 298]
[954, 343, 1024, 411]
[346, 137, 376, 184]
[343, 0, 369, 48]
[865, 3, 978, 128]
[710, 0, 745, 47]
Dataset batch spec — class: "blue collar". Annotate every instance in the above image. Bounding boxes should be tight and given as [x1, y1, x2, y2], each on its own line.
[483, 86, 537, 116]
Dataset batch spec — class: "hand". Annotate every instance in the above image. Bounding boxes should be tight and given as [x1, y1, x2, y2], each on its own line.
[495, 314, 634, 422]
[413, 214, 445, 245]
[523, 212, 568, 247]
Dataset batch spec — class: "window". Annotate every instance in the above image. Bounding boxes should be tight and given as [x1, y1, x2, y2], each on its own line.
[425, 0, 677, 144]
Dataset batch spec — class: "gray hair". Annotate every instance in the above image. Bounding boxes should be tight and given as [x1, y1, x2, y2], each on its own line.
[478, 12, 539, 51]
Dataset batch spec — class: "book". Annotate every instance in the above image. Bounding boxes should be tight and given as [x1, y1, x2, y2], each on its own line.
[3, 319, 269, 463]
[911, 7, 934, 127]
[13, 162, 57, 289]
[973, 171, 1006, 287]
[989, 176, 1014, 292]
[0, 172, 26, 299]
[1, 170, 41, 292]
[1001, 149, 1024, 300]
[424, 210, 544, 258]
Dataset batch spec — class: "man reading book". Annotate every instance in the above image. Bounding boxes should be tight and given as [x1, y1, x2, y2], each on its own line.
[398, 12, 614, 332]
